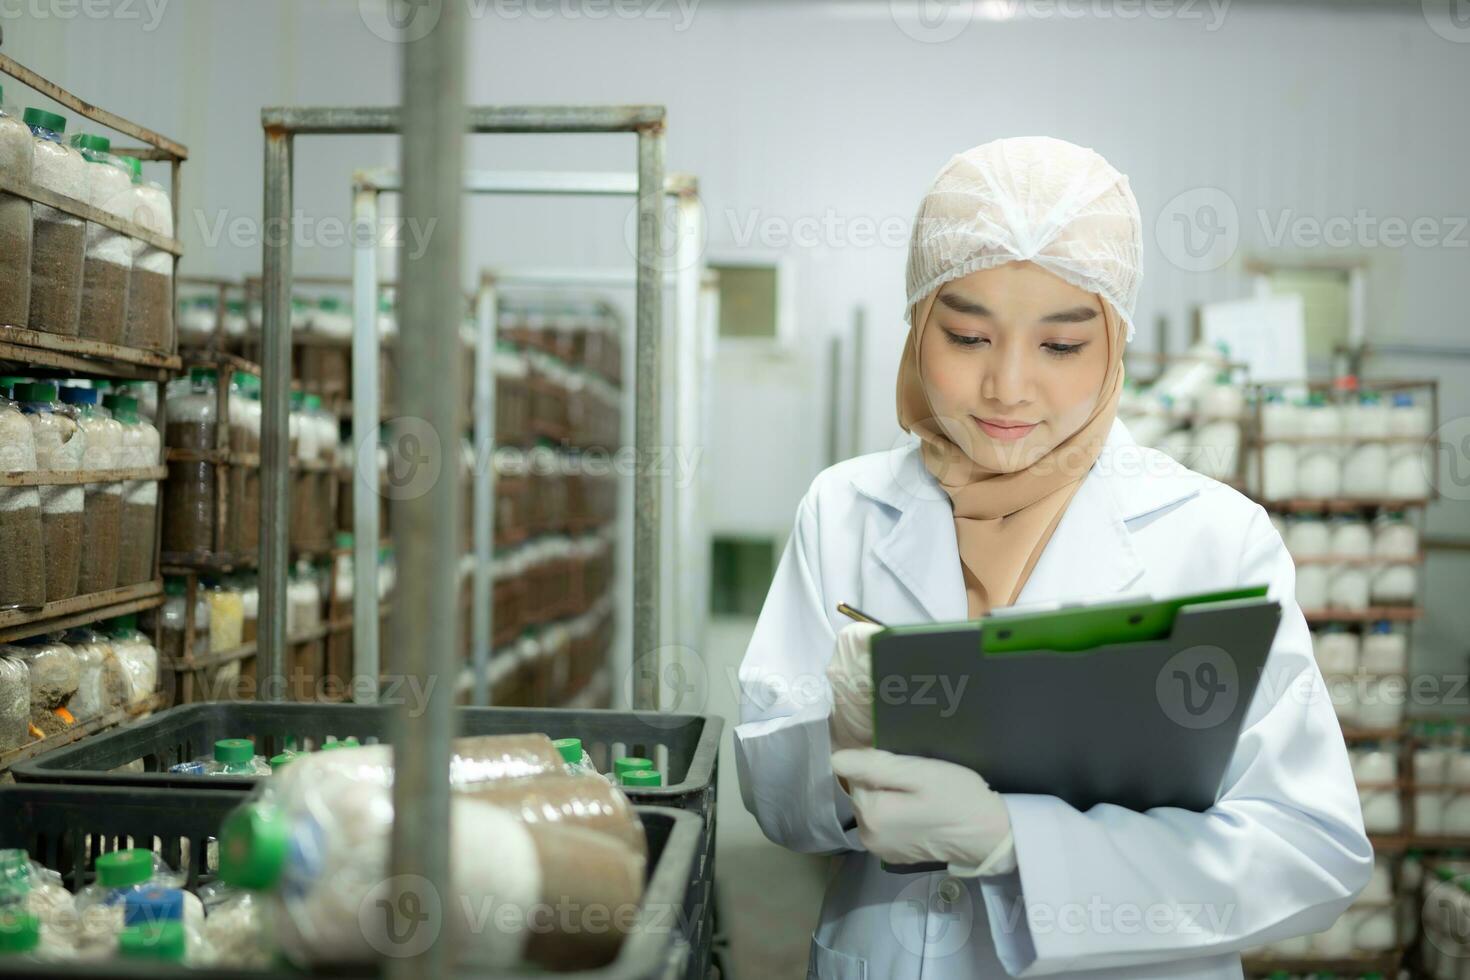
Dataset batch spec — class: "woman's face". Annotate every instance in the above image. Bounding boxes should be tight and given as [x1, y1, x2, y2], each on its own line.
[919, 261, 1112, 474]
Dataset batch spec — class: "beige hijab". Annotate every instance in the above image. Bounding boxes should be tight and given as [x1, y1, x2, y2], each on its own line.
[896, 137, 1142, 618]
[897, 290, 1127, 618]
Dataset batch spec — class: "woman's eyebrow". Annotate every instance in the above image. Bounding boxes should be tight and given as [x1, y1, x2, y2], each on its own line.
[938, 293, 992, 317]
[1040, 306, 1099, 324]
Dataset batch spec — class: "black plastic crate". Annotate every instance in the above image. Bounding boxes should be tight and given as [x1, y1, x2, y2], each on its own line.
[15, 702, 721, 815]
[0, 784, 704, 980]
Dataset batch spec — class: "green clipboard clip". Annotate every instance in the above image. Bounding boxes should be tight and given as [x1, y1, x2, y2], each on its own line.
[978, 584, 1270, 656]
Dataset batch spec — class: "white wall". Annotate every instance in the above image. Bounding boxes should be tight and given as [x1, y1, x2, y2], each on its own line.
[9, 0, 1468, 671]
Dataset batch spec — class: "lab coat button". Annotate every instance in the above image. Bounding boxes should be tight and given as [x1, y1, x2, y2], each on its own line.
[938, 877, 964, 906]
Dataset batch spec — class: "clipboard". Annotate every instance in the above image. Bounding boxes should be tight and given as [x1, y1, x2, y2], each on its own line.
[865, 586, 1280, 874]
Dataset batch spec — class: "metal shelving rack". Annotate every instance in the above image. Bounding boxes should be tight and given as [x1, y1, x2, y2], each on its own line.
[261, 15, 668, 960]
[1240, 377, 1441, 976]
[0, 51, 186, 765]
[349, 167, 706, 709]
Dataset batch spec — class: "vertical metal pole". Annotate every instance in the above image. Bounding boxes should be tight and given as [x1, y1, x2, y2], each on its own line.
[389, 1, 465, 975]
[259, 127, 293, 703]
[351, 185, 380, 704]
[632, 125, 665, 712]
[848, 306, 865, 459]
[471, 279, 498, 706]
[827, 336, 842, 466]
[673, 192, 702, 647]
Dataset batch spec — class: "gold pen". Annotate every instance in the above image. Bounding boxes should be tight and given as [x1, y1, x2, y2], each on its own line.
[836, 603, 887, 628]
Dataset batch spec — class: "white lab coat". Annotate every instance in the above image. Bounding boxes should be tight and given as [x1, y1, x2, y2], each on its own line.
[733, 418, 1372, 980]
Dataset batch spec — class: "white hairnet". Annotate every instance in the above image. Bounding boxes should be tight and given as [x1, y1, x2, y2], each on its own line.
[905, 136, 1144, 341]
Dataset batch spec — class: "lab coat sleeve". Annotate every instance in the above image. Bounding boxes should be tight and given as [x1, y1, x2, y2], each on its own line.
[732, 491, 865, 855]
[979, 505, 1374, 977]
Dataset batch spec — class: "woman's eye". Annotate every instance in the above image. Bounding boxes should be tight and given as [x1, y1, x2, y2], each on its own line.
[1043, 342, 1086, 358]
[943, 330, 987, 349]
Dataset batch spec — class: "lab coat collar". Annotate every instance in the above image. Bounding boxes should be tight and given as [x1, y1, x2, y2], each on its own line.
[851, 419, 1204, 620]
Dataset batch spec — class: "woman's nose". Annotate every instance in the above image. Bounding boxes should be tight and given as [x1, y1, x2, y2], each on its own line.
[980, 348, 1034, 408]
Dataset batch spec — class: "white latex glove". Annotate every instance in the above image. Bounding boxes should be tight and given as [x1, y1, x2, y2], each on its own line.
[830, 748, 1017, 878]
[825, 622, 883, 753]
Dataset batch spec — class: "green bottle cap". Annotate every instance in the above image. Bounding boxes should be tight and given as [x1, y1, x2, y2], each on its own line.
[305, 394, 323, 412]
[0, 910, 40, 954]
[96, 848, 153, 889]
[214, 738, 255, 764]
[319, 296, 341, 311]
[189, 366, 218, 385]
[269, 752, 297, 770]
[621, 769, 662, 787]
[121, 155, 142, 181]
[612, 757, 654, 778]
[219, 804, 288, 890]
[69, 132, 111, 154]
[22, 107, 65, 134]
[231, 371, 255, 389]
[20, 382, 57, 403]
[118, 921, 185, 961]
[319, 737, 360, 751]
[552, 737, 583, 765]
[334, 531, 354, 549]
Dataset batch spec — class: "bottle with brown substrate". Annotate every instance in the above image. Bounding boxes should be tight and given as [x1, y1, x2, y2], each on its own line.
[118, 156, 175, 353]
[0, 87, 34, 329]
[23, 108, 87, 338]
[104, 393, 160, 586]
[69, 134, 134, 347]
[162, 368, 220, 560]
[0, 378, 44, 611]
[60, 386, 123, 595]
[20, 383, 84, 603]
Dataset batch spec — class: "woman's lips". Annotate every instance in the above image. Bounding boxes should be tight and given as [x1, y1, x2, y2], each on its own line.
[974, 417, 1039, 441]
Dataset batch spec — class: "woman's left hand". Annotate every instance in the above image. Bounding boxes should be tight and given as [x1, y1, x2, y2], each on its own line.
[831, 748, 1016, 877]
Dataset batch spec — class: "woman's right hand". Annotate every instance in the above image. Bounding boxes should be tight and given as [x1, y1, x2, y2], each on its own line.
[826, 622, 883, 754]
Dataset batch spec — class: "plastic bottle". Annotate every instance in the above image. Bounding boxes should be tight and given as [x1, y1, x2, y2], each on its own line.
[1327, 563, 1371, 612]
[176, 295, 217, 346]
[1371, 562, 1417, 605]
[220, 747, 644, 970]
[622, 769, 662, 788]
[104, 615, 157, 709]
[553, 737, 597, 776]
[227, 374, 260, 558]
[1387, 440, 1431, 501]
[206, 739, 271, 777]
[102, 395, 158, 586]
[21, 382, 85, 602]
[69, 134, 133, 345]
[0, 378, 44, 611]
[612, 757, 655, 782]
[1285, 515, 1331, 559]
[1313, 626, 1360, 674]
[1295, 564, 1329, 612]
[1260, 442, 1297, 501]
[118, 156, 174, 354]
[1360, 623, 1407, 673]
[1343, 437, 1390, 500]
[0, 87, 33, 328]
[161, 368, 219, 558]
[1373, 511, 1419, 559]
[1328, 515, 1373, 559]
[71, 849, 167, 953]
[1387, 391, 1432, 438]
[23, 108, 87, 337]
[59, 387, 123, 594]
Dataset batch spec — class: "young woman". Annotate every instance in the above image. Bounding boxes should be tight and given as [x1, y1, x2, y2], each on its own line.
[733, 137, 1370, 979]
